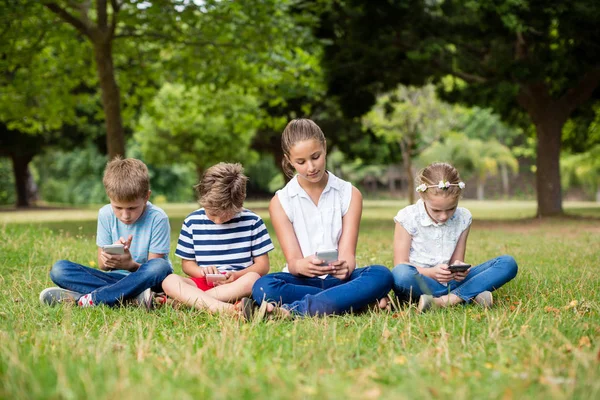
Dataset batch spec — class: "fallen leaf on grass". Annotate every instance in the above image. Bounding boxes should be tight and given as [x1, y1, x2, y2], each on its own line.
[578, 336, 591, 348]
[363, 387, 381, 399]
[544, 306, 560, 314]
[393, 355, 407, 365]
[563, 300, 578, 310]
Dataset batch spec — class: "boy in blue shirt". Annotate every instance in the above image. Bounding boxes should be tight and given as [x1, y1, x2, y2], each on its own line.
[39, 157, 172, 309]
[161, 162, 274, 315]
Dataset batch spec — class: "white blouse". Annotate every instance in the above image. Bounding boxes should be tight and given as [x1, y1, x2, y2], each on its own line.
[277, 172, 352, 277]
[394, 199, 472, 268]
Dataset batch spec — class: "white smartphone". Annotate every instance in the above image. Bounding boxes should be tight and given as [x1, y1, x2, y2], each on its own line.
[205, 273, 227, 283]
[316, 249, 338, 266]
[103, 244, 125, 255]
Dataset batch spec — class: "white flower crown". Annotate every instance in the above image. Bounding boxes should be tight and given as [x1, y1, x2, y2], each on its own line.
[416, 181, 466, 193]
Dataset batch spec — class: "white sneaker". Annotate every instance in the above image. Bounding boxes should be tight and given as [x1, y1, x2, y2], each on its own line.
[474, 291, 493, 308]
[39, 287, 82, 306]
[131, 288, 153, 310]
[417, 295, 434, 313]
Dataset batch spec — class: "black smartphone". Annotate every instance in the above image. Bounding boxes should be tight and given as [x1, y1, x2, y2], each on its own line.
[448, 264, 471, 272]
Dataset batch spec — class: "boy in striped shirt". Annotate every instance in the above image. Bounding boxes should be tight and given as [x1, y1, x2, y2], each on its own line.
[162, 163, 274, 314]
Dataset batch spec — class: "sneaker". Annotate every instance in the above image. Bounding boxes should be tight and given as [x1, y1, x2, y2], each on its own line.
[417, 294, 434, 313]
[131, 288, 153, 310]
[239, 297, 256, 321]
[39, 287, 82, 306]
[474, 291, 493, 308]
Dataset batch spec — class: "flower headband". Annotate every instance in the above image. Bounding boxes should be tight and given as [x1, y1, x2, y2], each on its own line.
[416, 181, 465, 193]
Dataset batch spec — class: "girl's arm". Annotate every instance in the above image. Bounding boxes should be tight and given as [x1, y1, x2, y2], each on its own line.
[332, 186, 362, 278]
[269, 195, 335, 278]
[449, 227, 470, 264]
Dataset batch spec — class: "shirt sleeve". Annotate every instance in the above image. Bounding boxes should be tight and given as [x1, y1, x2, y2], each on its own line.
[393, 206, 417, 236]
[96, 206, 113, 247]
[340, 181, 353, 216]
[276, 190, 293, 224]
[251, 216, 275, 257]
[149, 214, 170, 255]
[175, 219, 196, 260]
[459, 208, 473, 232]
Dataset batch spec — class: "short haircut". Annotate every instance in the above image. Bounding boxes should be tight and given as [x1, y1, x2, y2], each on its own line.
[416, 162, 462, 199]
[196, 163, 247, 215]
[103, 157, 150, 202]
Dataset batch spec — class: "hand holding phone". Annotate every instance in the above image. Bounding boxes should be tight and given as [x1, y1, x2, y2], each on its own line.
[448, 263, 471, 272]
[316, 249, 338, 266]
[103, 244, 125, 255]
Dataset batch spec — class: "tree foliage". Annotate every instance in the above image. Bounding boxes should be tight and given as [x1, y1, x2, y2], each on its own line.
[317, 0, 600, 216]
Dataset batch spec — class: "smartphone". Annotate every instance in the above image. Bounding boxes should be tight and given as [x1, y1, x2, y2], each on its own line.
[316, 249, 338, 266]
[205, 273, 227, 283]
[448, 264, 471, 272]
[103, 244, 125, 255]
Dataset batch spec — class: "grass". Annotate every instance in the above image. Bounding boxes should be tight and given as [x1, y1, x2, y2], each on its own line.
[0, 200, 599, 399]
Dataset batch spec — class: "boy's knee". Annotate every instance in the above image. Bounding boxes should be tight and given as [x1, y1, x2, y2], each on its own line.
[50, 260, 71, 283]
[161, 274, 180, 295]
[143, 258, 172, 279]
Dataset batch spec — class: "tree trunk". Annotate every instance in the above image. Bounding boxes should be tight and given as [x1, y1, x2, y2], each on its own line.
[534, 117, 564, 216]
[500, 164, 509, 199]
[477, 181, 485, 200]
[596, 187, 600, 203]
[94, 40, 125, 159]
[399, 140, 414, 204]
[11, 153, 34, 208]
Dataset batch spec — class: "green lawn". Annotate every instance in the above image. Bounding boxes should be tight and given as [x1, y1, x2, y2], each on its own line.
[1, 200, 599, 399]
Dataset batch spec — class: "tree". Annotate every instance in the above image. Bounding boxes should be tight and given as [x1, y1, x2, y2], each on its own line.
[135, 83, 261, 179]
[363, 84, 455, 204]
[420, 133, 519, 200]
[317, 0, 600, 216]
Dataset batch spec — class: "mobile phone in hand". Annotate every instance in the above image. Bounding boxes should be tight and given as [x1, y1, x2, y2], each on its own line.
[103, 244, 125, 255]
[316, 249, 338, 266]
[448, 264, 471, 272]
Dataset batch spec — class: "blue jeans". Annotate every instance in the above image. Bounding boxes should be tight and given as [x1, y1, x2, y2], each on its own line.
[391, 255, 518, 303]
[252, 265, 393, 316]
[50, 259, 172, 306]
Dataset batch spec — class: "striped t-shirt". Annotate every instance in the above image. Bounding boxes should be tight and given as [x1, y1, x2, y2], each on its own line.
[175, 208, 274, 271]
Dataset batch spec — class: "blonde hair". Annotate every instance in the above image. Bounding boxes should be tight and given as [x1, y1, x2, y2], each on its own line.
[196, 163, 247, 215]
[416, 162, 462, 198]
[103, 157, 150, 202]
[281, 118, 326, 178]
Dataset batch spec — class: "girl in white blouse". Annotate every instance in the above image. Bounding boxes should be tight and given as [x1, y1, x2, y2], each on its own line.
[251, 118, 393, 317]
[392, 162, 518, 312]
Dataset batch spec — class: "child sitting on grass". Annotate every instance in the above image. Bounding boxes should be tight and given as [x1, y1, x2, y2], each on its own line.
[391, 162, 518, 312]
[40, 157, 172, 309]
[161, 162, 274, 316]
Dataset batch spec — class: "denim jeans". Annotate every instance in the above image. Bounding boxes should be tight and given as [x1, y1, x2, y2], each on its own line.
[50, 258, 172, 306]
[391, 255, 518, 303]
[252, 265, 393, 316]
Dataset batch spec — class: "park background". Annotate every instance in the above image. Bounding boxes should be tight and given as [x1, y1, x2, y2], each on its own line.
[1, 1, 599, 399]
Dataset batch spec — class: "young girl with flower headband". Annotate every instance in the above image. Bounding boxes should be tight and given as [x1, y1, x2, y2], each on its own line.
[392, 162, 518, 312]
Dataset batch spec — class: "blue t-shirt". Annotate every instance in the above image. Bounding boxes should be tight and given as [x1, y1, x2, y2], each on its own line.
[175, 208, 274, 272]
[96, 201, 172, 274]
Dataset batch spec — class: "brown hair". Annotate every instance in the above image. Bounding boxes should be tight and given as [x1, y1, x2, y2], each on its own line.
[103, 157, 150, 202]
[281, 118, 327, 178]
[195, 163, 247, 215]
[416, 162, 462, 198]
